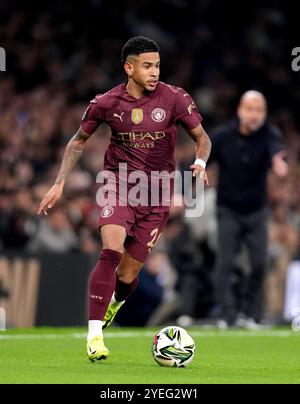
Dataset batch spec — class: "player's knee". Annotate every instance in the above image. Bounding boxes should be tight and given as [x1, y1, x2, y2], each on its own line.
[102, 241, 124, 254]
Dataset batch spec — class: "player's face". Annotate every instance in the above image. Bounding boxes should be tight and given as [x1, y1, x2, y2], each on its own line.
[237, 97, 267, 132]
[125, 52, 160, 91]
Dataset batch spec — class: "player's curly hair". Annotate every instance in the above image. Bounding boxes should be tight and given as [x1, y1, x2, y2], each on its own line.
[121, 36, 160, 63]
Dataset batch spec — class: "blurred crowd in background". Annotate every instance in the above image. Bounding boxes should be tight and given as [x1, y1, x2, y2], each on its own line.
[1, 0, 300, 325]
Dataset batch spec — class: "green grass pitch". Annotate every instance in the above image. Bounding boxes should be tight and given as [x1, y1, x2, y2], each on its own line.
[0, 327, 299, 384]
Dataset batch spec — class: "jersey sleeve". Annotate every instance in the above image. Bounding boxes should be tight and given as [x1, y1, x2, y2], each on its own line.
[175, 89, 203, 129]
[80, 95, 104, 134]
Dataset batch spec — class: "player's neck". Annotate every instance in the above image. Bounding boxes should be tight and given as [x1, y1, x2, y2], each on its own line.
[126, 80, 147, 99]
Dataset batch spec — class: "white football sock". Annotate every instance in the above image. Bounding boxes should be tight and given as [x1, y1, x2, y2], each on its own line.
[87, 320, 103, 341]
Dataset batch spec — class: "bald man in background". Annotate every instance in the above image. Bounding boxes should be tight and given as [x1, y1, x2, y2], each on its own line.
[209, 91, 288, 328]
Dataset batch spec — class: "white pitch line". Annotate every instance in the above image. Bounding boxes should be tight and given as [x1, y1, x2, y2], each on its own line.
[0, 330, 299, 340]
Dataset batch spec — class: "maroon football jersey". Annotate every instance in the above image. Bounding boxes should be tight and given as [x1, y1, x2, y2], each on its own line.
[81, 81, 202, 173]
[81, 81, 202, 210]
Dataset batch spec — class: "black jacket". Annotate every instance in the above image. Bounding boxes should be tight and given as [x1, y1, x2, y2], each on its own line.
[208, 118, 284, 214]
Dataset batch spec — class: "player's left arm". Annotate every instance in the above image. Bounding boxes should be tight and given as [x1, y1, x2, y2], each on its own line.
[186, 124, 211, 185]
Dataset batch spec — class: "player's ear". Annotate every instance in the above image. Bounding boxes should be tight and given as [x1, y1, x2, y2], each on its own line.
[124, 61, 134, 77]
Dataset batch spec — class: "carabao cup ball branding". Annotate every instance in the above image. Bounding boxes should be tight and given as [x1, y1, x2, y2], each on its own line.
[152, 326, 195, 368]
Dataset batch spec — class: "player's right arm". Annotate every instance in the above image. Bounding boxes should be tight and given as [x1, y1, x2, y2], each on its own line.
[38, 94, 103, 216]
[37, 127, 93, 215]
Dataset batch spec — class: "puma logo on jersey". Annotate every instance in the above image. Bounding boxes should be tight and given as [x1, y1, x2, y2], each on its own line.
[114, 112, 124, 122]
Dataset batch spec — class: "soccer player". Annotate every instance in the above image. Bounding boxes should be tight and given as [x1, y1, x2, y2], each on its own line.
[38, 36, 211, 361]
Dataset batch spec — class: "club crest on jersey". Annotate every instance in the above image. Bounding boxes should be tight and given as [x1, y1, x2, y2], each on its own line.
[101, 206, 114, 218]
[131, 108, 143, 124]
[151, 108, 166, 123]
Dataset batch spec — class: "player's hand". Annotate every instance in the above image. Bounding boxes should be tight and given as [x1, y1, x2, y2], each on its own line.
[189, 164, 210, 186]
[37, 182, 64, 215]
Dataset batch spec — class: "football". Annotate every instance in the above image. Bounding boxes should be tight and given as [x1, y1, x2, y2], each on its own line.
[152, 326, 195, 368]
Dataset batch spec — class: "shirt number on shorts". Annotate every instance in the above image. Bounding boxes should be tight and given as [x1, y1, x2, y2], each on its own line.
[147, 228, 161, 251]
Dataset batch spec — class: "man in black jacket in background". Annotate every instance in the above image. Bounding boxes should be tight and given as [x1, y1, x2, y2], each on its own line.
[209, 91, 288, 328]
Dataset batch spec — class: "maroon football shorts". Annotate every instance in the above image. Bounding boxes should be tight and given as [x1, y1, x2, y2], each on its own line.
[98, 204, 169, 263]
